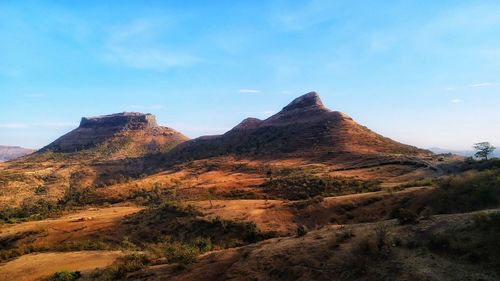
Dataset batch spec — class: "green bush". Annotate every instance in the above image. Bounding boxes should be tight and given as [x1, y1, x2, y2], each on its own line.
[260, 173, 381, 200]
[43, 270, 81, 281]
[164, 242, 199, 265]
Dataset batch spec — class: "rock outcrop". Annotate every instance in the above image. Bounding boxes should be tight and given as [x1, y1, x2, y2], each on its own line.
[41, 112, 188, 157]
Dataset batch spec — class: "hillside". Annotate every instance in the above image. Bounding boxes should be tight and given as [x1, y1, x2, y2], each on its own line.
[168, 92, 433, 166]
[0, 146, 35, 162]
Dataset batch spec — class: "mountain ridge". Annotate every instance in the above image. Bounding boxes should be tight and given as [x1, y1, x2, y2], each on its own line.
[166, 91, 430, 164]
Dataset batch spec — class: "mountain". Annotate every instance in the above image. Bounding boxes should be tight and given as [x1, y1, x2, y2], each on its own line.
[0, 145, 35, 162]
[167, 92, 431, 165]
[38, 112, 188, 160]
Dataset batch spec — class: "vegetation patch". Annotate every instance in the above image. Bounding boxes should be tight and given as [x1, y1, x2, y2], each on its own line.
[260, 172, 381, 200]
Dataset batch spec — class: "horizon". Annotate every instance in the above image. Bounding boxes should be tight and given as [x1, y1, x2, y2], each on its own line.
[1, 1, 500, 150]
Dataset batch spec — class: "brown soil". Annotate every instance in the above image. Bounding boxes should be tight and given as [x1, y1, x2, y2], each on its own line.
[0, 251, 124, 281]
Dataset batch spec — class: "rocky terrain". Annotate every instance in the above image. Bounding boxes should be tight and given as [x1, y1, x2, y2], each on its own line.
[0, 146, 35, 162]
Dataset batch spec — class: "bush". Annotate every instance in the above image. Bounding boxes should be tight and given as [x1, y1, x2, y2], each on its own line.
[43, 270, 81, 281]
[260, 173, 381, 200]
[353, 224, 392, 259]
[89, 254, 150, 280]
[164, 242, 199, 265]
[296, 225, 308, 237]
[430, 169, 500, 213]
[393, 208, 419, 225]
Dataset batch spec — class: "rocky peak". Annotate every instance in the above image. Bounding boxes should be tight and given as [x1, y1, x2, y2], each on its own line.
[80, 112, 158, 130]
[232, 117, 262, 131]
[281, 91, 327, 112]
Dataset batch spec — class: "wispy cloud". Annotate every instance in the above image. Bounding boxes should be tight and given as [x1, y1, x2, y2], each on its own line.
[128, 104, 163, 110]
[270, 0, 340, 32]
[0, 123, 28, 129]
[106, 46, 198, 71]
[0, 122, 78, 129]
[37, 122, 78, 128]
[451, 99, 461, 103]
[238, 89, 262, 94]
[469, 82, 495, 88]
[104, 19, 199, 71]
[261, 110, 277, 116]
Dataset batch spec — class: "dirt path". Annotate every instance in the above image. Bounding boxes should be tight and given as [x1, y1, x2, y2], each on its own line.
[0, 251, 124, 281]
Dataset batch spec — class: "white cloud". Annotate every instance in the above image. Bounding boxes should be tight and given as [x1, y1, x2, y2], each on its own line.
[444, 87, 454, 91]
[38, 122, 78, 128]
[238, 89, 262, 94]
[0, 123, 28, 129]
[261, 110, 277, 115]
[0, 122, 79, 129]
[451, 99, 461, 103]
[469, 82, 495, 87]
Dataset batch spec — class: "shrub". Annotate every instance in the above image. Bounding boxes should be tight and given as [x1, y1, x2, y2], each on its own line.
[260, 173, 381, 200]
[164, 242, 199, 265]
[43, 270, 81, 281]
[296, 225, 308, 237]
[426, 169, 500, 214]
[192, 237, 212, 252]
[89, 254, 150, 280]
[353, 224, 392, 259]
[393, 208, 419, 225]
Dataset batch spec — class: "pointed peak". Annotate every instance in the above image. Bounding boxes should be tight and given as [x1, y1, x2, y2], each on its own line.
[281, 91, 327, 112]
[232, 117, 262, 130]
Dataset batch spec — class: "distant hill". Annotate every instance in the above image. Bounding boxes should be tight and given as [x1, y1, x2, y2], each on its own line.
[429, 147, 500, 158]
[168, 92, 432, 166]
[0, 145, 35, 162]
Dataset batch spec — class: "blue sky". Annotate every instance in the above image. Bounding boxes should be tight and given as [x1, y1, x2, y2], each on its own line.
[0, 0, 499, 150]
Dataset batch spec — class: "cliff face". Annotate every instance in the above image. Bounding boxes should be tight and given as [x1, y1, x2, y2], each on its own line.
[79, 112, 158, 130]
[168, 92, 431, 163]
[41, 112, 188, 156]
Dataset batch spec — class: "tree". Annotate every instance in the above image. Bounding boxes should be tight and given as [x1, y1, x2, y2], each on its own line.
[473, 142, 496, 160]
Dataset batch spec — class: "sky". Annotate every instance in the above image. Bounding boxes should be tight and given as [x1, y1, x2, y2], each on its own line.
[0, 0, 499, 150]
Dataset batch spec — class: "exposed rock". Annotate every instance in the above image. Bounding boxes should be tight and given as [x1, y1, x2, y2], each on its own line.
[281, 91, 327, 112]
[80, 112, 158, 130]
[41, 112, 188, 156]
